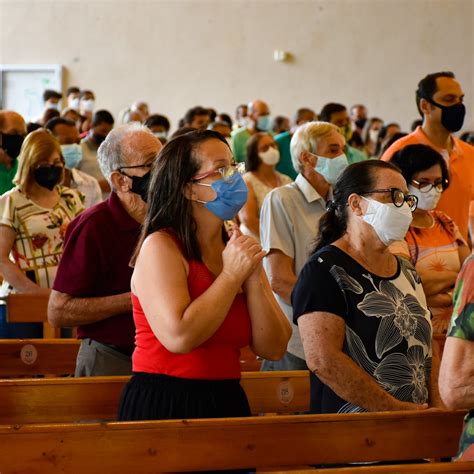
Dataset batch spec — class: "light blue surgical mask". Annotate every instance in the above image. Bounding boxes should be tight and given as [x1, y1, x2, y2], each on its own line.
[61, 144, 83, 169]
[314, 153, 348, 186]
[256, 115, 271, 132]
[195, 173, 248, 220]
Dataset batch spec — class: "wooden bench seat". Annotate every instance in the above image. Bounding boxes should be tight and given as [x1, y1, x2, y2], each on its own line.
[0, 410, 467, 472]
[0, 339, 260, 376]
[0, 370, 310, 423]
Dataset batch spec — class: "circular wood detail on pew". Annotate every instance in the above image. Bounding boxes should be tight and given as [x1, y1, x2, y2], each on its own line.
[20, 344, 38, 365]
[277, 380, 294, 405]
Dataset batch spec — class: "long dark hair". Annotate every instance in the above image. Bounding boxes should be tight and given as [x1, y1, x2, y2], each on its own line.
[131, 129, 229, 265]
[313, 160, 401, 254]
[245, 132, 271, 172]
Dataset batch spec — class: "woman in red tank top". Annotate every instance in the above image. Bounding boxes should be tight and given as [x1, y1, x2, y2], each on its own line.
[118, 130, 291, 422]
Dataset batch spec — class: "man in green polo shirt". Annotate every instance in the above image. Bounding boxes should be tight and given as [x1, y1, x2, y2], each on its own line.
[0, 111, 27, 196]
[231, 99, 271, 163]
[319, 102, 368, 164]
[275, 107, 317, 180]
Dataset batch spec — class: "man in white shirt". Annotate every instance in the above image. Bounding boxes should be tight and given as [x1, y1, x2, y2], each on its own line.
[260, 121, 346, 370]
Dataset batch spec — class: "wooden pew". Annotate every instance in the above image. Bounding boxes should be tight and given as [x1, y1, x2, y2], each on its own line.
[5, 293, 56, 338]
[0, 410, 467, 472]
[3, 293, 450, 359]
[271, 463, 474, 473]
[0, 370, 310, 423]
[0, 339, 79, 376]
[0, 339, 260, 376]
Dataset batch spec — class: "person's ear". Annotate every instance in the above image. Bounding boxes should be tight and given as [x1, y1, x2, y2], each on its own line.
[419, 98, 433, 116]
[110, 170, 130, 193]
[348, 193, 365, 216]
[300, 150, 316, 168]
[183, 182, 198, 201]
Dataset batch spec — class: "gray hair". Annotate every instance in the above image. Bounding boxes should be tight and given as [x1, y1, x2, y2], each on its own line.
[97, 122, 155, 185]
[290, 121, 343, 173]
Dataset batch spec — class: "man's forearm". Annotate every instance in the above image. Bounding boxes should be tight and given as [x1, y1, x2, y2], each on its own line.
[48, 290, 132, 327]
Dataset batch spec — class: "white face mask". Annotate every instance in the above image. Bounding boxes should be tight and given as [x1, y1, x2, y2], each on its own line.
[408, 184, 442, 211]
[369, 129, 379, 143]
[238, 117, 248, 128]
[68, 97, 80, 110]
[259, 147, 280, 166]
[362, 197, 413, 246]
[153, 131, 168, 140]
[46, 102, 60, 111]
[81, 99, 95, 112]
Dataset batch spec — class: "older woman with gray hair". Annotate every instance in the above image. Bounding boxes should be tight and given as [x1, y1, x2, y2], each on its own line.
[48, 123, 162, 376]
[259, 121, 348, 371]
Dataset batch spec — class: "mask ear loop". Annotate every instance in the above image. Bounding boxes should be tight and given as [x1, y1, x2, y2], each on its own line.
[192, 181, 212, 204]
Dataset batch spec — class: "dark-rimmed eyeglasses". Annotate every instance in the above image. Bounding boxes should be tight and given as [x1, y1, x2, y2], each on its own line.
[192, 163, 245, 182]
[361, 188, 418, 211]
[118, 163, 153, 173]
[411, 178, 446, 194]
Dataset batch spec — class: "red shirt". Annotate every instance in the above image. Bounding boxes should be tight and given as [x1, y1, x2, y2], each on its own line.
[53, 192, 140, 354]
[132, 233, 252, 380]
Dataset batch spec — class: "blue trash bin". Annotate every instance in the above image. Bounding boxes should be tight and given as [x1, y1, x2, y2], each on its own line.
[0, 301, 42, 339]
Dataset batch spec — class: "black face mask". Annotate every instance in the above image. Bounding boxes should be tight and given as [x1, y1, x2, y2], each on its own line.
[122, 170, 151, 202]
[93, 133, 106, 146]
[34, 166, 63, 191]
[0, 133, 25, 161]
[355, 118, 367, 130]
[426, 98, 466, 132]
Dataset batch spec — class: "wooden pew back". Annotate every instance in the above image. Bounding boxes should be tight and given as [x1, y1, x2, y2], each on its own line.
[0, 339, 79, 376]
[0, 370, 310, 423]
[5, 293, 56, 337]
[0, 410, 467, 472]
[0, 339, 260, 376]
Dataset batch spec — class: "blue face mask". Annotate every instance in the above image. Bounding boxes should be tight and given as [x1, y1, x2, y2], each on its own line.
[61, 144, 83, 169]
[256, 115, 271, 131]
[314, 153, 348, 186]
[196, 173, 248, 220]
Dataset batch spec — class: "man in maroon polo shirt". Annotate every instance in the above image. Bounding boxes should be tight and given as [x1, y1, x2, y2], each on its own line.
[48, 123, 162, 376]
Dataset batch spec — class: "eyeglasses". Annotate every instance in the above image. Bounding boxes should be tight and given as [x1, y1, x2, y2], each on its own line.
[411, 178, 446, 193]
[362, 188, 418, 211]
[192, 163, 245, 182]
[118, 163, 153, 172]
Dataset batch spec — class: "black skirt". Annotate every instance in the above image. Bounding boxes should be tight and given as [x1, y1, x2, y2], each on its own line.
[118, 372, 251, 421]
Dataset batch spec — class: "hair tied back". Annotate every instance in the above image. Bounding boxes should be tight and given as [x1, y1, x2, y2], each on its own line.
[326, 200, 338, 212]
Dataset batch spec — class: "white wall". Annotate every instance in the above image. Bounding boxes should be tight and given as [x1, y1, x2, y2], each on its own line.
[1, 0, 473, 132]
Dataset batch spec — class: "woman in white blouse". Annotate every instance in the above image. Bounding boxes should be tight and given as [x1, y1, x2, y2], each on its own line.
[238, 133, 292, 240]
[0, 129, 84, 297]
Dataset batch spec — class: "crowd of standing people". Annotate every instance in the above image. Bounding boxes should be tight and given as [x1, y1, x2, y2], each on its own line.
[0, 70, 473, 461]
